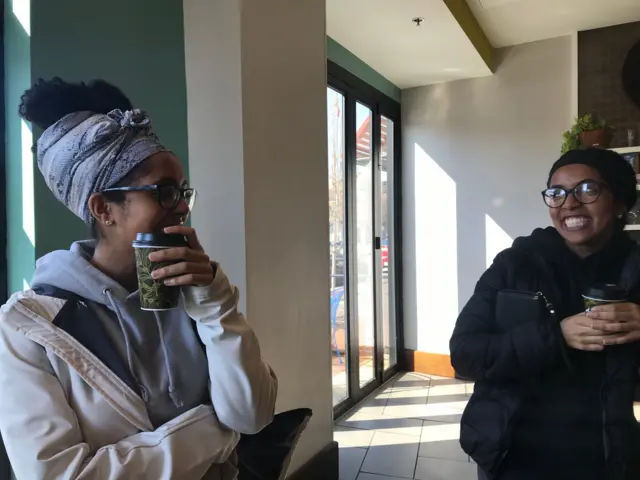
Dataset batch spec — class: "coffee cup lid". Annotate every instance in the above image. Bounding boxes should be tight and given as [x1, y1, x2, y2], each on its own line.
[582, 284, 627, 301]
[133, 232, 188, 248]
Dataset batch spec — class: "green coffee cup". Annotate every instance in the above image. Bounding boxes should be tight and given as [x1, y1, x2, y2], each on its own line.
[582, 284, 627, 311]
[132, 232, 188, 311]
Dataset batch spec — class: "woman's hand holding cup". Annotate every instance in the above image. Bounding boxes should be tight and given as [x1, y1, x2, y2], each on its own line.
[148, 226, 214, 287]
[586, 303, 640, 345]
[560, 314, 625, 351]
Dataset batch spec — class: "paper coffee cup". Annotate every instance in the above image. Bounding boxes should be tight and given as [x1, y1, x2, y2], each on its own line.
[582, 284, 627, 311]
[132, 233, 188, 311]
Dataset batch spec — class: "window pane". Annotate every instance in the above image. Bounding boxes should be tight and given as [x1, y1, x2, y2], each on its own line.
[356, 102, 375, 387]
[380, 116, 396, 370]
[328, 88, 348, 405]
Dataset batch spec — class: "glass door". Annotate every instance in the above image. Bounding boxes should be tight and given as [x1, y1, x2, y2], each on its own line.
[354, 102, 375, 388]
[327, 62, 402, 416]
[327, 87, 348, 406]
[377, 116, 397, 372]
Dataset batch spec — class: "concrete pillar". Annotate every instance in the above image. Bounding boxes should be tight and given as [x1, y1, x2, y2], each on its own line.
[184, 0, 334, 474]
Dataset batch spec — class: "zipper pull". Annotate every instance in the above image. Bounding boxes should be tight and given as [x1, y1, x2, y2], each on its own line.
[536, 291, 555, 314]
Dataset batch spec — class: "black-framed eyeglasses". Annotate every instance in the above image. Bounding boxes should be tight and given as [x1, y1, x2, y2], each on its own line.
[541, 180, 606, 208]
[101, 185, 196, 210]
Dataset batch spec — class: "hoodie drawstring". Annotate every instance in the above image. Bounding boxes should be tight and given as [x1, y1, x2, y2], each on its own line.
[103, 288, 150, 402]
[103, 288, 182, 409]
[154, 312, 183, 408]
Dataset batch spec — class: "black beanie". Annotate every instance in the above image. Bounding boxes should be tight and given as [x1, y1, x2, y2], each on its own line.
[547, 148, 638, 211]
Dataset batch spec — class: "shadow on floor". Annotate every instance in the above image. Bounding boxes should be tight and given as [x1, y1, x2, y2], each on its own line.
[334, 372, 476, 480]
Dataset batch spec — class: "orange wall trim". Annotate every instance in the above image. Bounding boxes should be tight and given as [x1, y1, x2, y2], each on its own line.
[404, 350, 456, 378]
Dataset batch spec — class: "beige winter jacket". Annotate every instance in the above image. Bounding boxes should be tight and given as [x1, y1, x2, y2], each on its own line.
[0, 268, 277, 479]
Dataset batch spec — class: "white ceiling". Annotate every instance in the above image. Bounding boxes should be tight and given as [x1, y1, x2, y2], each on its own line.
[468, 0, 640, 47]
[327, 0, 640, 90]
[326, 0, 492, 89]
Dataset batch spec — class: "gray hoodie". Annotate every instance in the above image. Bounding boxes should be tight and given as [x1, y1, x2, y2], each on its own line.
[31, 240, 209, 428]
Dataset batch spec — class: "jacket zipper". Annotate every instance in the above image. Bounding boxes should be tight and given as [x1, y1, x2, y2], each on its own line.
[601, 384, 609, 471]
[531, 252, 615, 475]
[494, 291, 555, 476]
[536, 291, 555, 315]
[539, 287, 610, 473]
[601, 356, 612, 476]
[537, 290, 609, 473]
[497, 290, 555, 314]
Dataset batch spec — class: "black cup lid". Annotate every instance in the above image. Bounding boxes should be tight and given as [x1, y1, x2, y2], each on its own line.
[583, 284, 627, 301]
[133, 232, 187, 247]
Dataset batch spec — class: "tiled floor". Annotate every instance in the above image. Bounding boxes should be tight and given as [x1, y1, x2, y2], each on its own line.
[335, 372, 640, 480]
[334, 372, 476, 480]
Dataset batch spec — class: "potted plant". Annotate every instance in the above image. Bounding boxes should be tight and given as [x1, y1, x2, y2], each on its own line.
[561, 114, 613, 153]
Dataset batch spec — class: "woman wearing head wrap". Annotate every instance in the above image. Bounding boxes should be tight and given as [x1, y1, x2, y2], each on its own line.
[451, 148, 640, 479]
[0, 78, 277, 479]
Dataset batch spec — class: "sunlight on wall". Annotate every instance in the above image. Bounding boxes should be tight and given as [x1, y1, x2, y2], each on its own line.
[414, 144, 458, 354]
[11, 0, 30, 36]
[21, 120, 35, 246]
[485, 214, 513, 269]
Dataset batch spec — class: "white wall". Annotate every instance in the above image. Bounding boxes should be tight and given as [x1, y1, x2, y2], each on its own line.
[184, 0, 333, 474]
[402, 36, 575, 354]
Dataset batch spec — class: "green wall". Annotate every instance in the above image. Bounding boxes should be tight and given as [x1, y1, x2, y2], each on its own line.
[4, 0, 35, 294]
[4, 0, 189, 292]
[30, 0, 189, 260]
[327, 37, 401, 102]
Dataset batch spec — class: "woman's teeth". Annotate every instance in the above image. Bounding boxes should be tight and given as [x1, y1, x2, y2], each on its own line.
[563, 216, 589, 230]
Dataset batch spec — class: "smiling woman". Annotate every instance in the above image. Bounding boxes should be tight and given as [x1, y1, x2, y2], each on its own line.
[544, 148, 637, 258]
[451, 148, 640, 479]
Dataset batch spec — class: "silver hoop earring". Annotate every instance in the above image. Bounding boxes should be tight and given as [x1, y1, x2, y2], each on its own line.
[105, 220, 114, 226]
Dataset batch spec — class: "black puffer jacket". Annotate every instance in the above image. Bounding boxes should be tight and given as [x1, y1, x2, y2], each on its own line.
[451, 227, 640, 480]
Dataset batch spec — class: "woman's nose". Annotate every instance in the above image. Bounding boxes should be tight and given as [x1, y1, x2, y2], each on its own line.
[174, 198, 190, 215]
[563, 193, 580, 209]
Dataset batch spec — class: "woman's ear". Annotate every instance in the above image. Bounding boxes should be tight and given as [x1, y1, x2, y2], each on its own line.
[87, 192, 112, 225]
[613, 200, 629, 219]
[616, 206, 628, 220]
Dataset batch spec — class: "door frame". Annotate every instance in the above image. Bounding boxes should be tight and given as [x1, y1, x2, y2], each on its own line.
[0, 3, 12, 478]
[0, 0, 8, 305]
[328, 61, 404, 419]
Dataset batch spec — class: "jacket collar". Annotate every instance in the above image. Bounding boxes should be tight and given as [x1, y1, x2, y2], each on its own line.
[5, 290, 153, 432]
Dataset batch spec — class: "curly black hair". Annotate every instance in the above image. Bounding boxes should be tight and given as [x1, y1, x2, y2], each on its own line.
[18, 77, 133, 130]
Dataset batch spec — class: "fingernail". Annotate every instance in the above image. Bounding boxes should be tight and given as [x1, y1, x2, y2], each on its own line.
[152, 270, 162, 279]
[164, 279, 174, 286]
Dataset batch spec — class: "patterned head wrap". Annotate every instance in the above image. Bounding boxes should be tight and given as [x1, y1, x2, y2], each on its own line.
[36, 109, 167, 224]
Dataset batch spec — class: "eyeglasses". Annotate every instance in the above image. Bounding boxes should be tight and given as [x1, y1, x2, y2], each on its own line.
[541, 180, 606, 208]
[101, 185, 196, 210]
